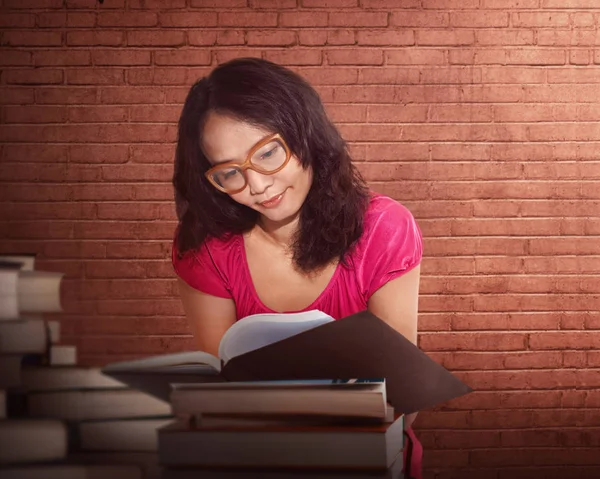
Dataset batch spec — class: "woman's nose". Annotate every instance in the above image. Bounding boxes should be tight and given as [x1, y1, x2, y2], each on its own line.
[246, 168, 274, 196]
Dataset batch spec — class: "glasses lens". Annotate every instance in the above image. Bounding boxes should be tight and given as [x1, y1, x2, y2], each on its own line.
[250, 139, 288, 173]
[211, 166, 245, 192]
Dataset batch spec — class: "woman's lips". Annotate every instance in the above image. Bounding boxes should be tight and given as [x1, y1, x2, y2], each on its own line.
[259, 191, 285, 208]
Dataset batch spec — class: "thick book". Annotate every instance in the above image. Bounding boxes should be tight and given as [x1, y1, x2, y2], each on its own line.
[0, 262, 21, 320]
[18, 270, 64, 313]
[27, 389, 171, 421]
[78, 417, 173, 452]
[0, 464, 142, 479]
[0, 419, 68, 464]
[161, 456, 404, 479]
[103, 309, 471, 415]
[20, 366, 126, 392]
[170, 380, 388, 419]
[158, 414, 404, 469]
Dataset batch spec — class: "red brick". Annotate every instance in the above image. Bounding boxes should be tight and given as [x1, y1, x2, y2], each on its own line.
[391, 11, 449, 27]
[187, 31, 217, 46]
[279, 12, 328, 27]
[66, 68, 125, 85]
[420, 332, 527, 352]
[570, 50, 591, 65]
[3, 31, 63, 47]
[129, 105, 188, 122]
[0, 50, 33, 66]
[36, 12, 67, 28]
[98, 12, 157, 27]
[386, 48, 446, 65]
[67, 30, 124, 46]
[366, 104, 427, 122]
[127, 30, 185, 47]
[249, 0, 296, 7]
[4, 105, 67, 123]
[159, 12, 217, 27]
[328, 12, 388, 27]
[101, 164, 173, 181]
[34, 50, 91, 66]
[69, 145, 129, 164]
[477, 29, 535, 45]
[218, 12, 277, 27]
[298, 67, 359, 85]
[450, 11, 509, 27]
[324, 104, 366, 123]
[542, 0, 598, 6]
[217, 30, 245, 45]
[482, 0, 538, 6]
[35, 87, 98, 105]
[190, 0, 246, 5]
[130, 144, 177, 163]
[4, 0, 63, 7]
[246, 30, 296, 46]
[356, 30, 414, 46]
[67, 13, 97, 27]
[416, 29, 475, 46]
[154, 49, 212, 66]
[127, 68, 192, 86]
[93, 50, 151, 66]
[302, 0, 356, 6]
[327, 49, 383, 65]
[422, 0, 479, 7]
[512, 12, 570, 27]
[4, 69, 63, 85]
[67, 0, 124, 7]
[128, 0, 187, 7]
[0, 14, 36, 28]
[263, 49, 322, 65]
[327, 29, 356, 45]
[361, 0, 420, 7]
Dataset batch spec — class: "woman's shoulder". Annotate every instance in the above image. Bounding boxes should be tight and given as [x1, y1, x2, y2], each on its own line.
[362, 193, 419, 236]
[346, 193, 423, 299]
[171, 232, 243, 298]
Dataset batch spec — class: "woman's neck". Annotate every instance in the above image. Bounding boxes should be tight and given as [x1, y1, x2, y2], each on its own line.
[255, 214, 300, 251]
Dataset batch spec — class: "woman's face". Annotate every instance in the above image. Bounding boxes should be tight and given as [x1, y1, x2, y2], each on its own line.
[202, 112, 313, 226]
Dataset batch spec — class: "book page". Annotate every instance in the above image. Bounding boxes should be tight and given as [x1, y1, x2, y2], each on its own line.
[218, 310, 335, 364]
[103, 350, 221, 373]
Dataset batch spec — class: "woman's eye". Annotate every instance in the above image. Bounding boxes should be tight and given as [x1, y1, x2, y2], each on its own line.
[261, 147, 277, 159]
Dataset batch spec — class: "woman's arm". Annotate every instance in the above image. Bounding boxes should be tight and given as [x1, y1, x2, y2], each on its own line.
[177, 278, 238, 357]
[367, 265, 421, 429]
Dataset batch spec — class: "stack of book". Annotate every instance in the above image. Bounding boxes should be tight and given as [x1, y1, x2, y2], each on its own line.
[0, 254, 168, 479]
[102, 310, 472, 479]
[159, 379, 406, 478]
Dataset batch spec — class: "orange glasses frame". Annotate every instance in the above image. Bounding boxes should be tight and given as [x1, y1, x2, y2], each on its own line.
[204, 133, 292, 194]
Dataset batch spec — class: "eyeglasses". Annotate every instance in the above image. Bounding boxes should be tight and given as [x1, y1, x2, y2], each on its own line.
[204, 133, 292, 194]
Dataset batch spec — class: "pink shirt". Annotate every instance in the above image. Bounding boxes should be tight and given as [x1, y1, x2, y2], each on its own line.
[172, 194, 423, 321]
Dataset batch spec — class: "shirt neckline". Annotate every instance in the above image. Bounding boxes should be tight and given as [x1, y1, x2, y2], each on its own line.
[237, 234, 343, 314]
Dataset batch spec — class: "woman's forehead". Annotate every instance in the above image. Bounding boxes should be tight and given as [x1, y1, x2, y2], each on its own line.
[202, 112, 272, 164]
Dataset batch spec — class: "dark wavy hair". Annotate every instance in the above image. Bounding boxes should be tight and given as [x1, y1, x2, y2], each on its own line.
[173, 58, 369, 272]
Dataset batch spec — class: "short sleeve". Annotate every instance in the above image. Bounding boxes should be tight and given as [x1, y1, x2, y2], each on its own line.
[358, 198, 423, 300]
[172, 238, 232, 299]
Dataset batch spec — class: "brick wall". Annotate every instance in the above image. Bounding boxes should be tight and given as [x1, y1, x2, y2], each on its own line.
[1, 0, 599, 477]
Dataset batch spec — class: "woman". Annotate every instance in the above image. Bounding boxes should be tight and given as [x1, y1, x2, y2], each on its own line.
[172, 58, 423, 478]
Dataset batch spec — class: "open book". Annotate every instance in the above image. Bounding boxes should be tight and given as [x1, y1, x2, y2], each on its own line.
[102, 309, 472, 415]
[102, 310, 337, 400]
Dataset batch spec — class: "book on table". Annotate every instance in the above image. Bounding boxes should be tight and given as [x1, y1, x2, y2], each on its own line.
[158, 412, 405, 470]
[103, 309, 471, 415]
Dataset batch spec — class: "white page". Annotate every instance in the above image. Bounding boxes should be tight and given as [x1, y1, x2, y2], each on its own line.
[218, 310, 335, 364]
